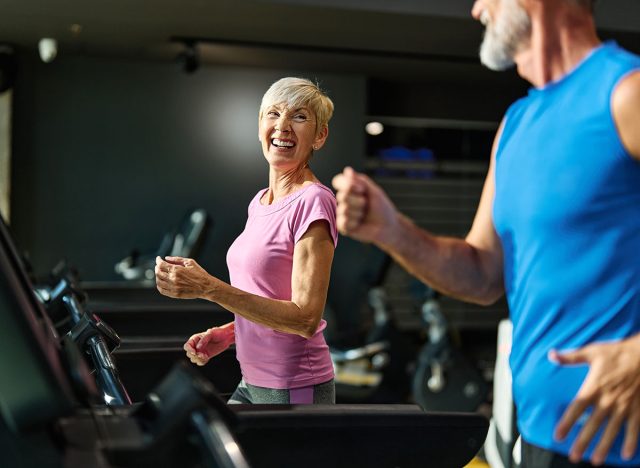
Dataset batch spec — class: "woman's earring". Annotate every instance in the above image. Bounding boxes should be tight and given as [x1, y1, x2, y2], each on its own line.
[312, 145, 318, 150]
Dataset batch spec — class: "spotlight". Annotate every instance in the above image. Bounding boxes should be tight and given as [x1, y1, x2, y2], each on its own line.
[365, 121, 384, 136]
[177, 42, 199, 74]
[38, 38, 58, 63]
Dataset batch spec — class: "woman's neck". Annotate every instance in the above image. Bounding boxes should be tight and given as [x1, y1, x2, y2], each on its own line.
[264, 165, 316, 204]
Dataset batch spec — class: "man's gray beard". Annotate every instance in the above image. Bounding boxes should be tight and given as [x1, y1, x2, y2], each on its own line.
[479, 0, 531, 71]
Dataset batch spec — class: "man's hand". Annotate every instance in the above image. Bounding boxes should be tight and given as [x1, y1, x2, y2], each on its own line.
[553, 336, 640, 465]
[155, 256, 218, 300]
[331, 166, 399, 246]
[183, 324, 234, 366]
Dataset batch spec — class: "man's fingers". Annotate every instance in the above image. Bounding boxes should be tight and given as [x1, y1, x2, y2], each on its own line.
[336, 195, 367, 221]
[590, 408, 625, 465]
[342, 214, 365, 233]
[333, 166, 373, 235]
[344, 165, 355, 178]
[336, 208, 364, 234]
[569, 406, 608, 463]
[336, 189, 368, 233]
[331, 173, 346, 192]
[550, 347, 590, 366]
[551, 345, 597, 455]
[622, 407, 640, 460]
[332, 166, 356, 192]
[333, 167, 366, 195]
[556, 393, 592, 441]
[335, 188, 367, 207]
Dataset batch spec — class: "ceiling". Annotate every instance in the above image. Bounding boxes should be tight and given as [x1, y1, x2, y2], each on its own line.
[0, 0, 639, 80]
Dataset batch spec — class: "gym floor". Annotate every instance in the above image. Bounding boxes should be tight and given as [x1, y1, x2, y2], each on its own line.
[466, 458, 490, 468]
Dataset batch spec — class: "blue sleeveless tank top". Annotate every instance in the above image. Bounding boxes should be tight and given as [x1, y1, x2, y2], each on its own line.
[493, 42, 640, 464]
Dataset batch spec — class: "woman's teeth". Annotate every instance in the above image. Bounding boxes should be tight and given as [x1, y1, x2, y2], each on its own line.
[272, 138, 295, 148]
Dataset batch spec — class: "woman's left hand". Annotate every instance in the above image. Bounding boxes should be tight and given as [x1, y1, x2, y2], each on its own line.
[155, 256, 217, 299]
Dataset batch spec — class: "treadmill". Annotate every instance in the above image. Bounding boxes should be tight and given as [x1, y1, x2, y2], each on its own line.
[0, 217, 489, 467]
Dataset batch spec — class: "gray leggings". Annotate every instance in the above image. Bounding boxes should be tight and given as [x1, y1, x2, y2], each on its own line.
[228, 379, 335, 404]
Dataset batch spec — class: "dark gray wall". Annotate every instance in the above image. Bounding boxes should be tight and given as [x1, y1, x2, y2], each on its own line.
[9, 51, 526, 338]
[11, 55, 367, 289]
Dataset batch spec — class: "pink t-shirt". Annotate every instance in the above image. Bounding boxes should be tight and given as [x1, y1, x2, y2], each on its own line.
[226, 183, 338, 389]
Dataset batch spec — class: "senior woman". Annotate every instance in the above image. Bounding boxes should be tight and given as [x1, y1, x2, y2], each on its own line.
[155, 77, 338, 404]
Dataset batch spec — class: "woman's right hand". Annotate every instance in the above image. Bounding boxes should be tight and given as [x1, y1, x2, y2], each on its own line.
[183, 323, 235, 366]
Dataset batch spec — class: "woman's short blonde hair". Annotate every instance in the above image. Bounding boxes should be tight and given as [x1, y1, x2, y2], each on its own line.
[259, 77, 334, 131]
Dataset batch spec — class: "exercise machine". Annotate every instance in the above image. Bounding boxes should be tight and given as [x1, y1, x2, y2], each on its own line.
[483, 319, 521, 468]
[331, 252, 416, 403]
[115, 208, 210, 283]
[0, 217, 489, 467]
[412, 287, 489, 412]
[36, 264, 131, 405]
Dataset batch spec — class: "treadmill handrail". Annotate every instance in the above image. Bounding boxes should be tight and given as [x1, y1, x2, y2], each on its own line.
[191, 409, 251, 468]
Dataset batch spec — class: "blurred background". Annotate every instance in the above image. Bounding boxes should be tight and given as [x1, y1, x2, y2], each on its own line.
[0, 0, 639, 405]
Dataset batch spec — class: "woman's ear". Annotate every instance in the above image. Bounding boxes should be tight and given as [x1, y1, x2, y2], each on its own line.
[313, 126, 329, 151]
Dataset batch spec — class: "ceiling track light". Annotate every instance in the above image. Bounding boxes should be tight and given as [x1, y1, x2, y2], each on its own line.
[177, 40, 200, 74]
[170, 36, 479, 65]
[38, 38, 58, 63]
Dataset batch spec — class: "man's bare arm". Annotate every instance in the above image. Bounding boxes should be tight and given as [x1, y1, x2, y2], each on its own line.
[332, 121, 505, 305]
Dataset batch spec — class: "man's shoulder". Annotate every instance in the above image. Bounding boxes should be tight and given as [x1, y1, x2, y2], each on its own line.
[599, 41, 640, 71]
[612, 70, 640, 161]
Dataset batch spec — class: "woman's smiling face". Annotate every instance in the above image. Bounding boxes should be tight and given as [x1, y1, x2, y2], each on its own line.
[259, 103, 327, 170]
